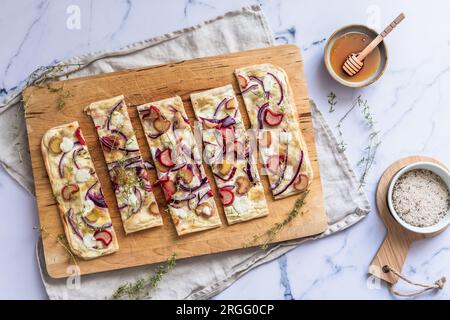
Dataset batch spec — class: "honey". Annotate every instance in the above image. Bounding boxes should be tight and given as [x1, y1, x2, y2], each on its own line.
[330, 32, 381, 83]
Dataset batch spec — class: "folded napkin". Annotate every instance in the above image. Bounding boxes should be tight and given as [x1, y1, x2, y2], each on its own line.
[1, 5, 369, 299]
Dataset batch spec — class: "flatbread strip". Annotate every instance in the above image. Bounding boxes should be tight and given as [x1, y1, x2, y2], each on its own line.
[41, 121, 119, 259]
[235, 64, 313, 200]
[137, 96, 222, 235]
[85, 96, 163, 234]
[191, 85, 269, 224]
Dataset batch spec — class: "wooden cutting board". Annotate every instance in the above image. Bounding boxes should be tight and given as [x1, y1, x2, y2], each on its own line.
[23, 45, 327, 278]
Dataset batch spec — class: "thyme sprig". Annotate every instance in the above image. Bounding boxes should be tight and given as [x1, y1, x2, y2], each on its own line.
[34, 226, 78, 266]
[111, 253, 177, 300]
[334, 95, 381, 188]
[336, 97, 360, 152]
[245, 191, 309, 250]
[327, 91, 337, 113]
[12, 63, 82, 165]
[355, 97, 381, 188]
[114, 158, 146, 219]
[46, 84, 73, 110]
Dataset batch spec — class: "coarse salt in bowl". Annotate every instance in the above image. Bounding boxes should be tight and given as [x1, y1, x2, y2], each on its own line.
[387, 162, 450, 234]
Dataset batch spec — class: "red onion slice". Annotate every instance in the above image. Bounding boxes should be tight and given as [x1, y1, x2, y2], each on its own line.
[213, 166, 237, 182]
[178, 176, 208, 192]
[249, 75, 270, 99]
[257, 103, 270, 130]
[144, 160, 154, 170]
[131, 187, 143, 214]
[148, 131, 164, 139]
[220, 185, 235, 190]
[144, 182, 152, 192]
[270, 146, 289, 190]
[100, 137, 139, 153]
[200, 115, 236, 128]
[110, 129, 128, 141]
[244, 159, 255, 183]
[213, 98, 227, 117]
[106, 100, 124, 130]
[72, 147, 83, 170]
[168, 105, 190, 124]
[81, 216, 112, 230]
[267, 72, 284, 105]
[171, 163, 187, 172]
[171, 193, 196, 204]
[58, 152, 68, 178]
[249, 75, 264, 88]
[241, 84, 258, 95]
[198, 189, 213, 204]
[67, 208, 83, 239]
[124, 159, 142, 169]
[273, 150, 304, 197]
[85, 182, 108, 208]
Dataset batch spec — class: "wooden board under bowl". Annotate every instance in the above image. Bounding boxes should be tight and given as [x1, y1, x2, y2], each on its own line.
[23, 44, 327, 278]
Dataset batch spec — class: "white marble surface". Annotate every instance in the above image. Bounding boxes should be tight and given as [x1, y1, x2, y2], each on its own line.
[1, 0, 449, 300]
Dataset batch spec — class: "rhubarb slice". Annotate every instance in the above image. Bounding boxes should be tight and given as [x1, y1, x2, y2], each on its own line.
[94, 229, 113, 246]
[263, 109, 284, 127]
[219, 187, 235, 207]
[157, 148, 175, 168]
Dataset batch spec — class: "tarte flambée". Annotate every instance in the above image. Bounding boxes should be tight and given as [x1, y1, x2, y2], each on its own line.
[191, 85, 269, 224]
[137, 96, 222, 235]
[235, 64, 313, 199]
[85, 96, 163, 234]
[41, 121, 119, 259]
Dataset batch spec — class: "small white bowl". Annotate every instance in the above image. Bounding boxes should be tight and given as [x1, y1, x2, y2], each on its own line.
[387, 161, 450, 234]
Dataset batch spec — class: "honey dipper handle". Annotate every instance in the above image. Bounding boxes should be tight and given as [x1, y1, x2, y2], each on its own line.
[381, 13, 405, 38]
[358, 13, 405, 61]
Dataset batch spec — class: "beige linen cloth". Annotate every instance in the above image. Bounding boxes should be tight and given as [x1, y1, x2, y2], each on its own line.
[0, 5, 369, 299]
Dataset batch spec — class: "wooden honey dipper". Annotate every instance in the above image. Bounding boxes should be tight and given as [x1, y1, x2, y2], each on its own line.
[342, 13, 405, 77]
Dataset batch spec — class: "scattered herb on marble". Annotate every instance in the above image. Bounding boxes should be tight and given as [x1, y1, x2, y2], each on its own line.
[336, 97, 359, 152]
[111, 252, 177, 300]
[327, 91, 337, 113]
[354, 96, 381, 188]
[334, 95, 381, 188]
[34, 226, 78, 266]
[245, 191, 309, 250]
[9, 63, 82, 168]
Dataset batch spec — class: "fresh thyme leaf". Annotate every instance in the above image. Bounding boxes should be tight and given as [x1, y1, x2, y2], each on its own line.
[244, 191, 309, 250]
[327, 92, 337, 113]
[35, 226, 78, 266]
[111, 252, 177, 300]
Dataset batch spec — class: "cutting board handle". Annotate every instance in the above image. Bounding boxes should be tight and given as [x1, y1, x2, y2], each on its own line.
[369, 231, 413, 284]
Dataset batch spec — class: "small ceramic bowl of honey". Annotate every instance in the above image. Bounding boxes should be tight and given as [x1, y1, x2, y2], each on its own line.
[324, 25, 388, 88]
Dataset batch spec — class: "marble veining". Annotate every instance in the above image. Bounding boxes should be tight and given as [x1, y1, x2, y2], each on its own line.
[108, 0, 132, 40]
[1, 0, 450, 299]
[1, 0, 50, 93]
[278, 255, 294, 300]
